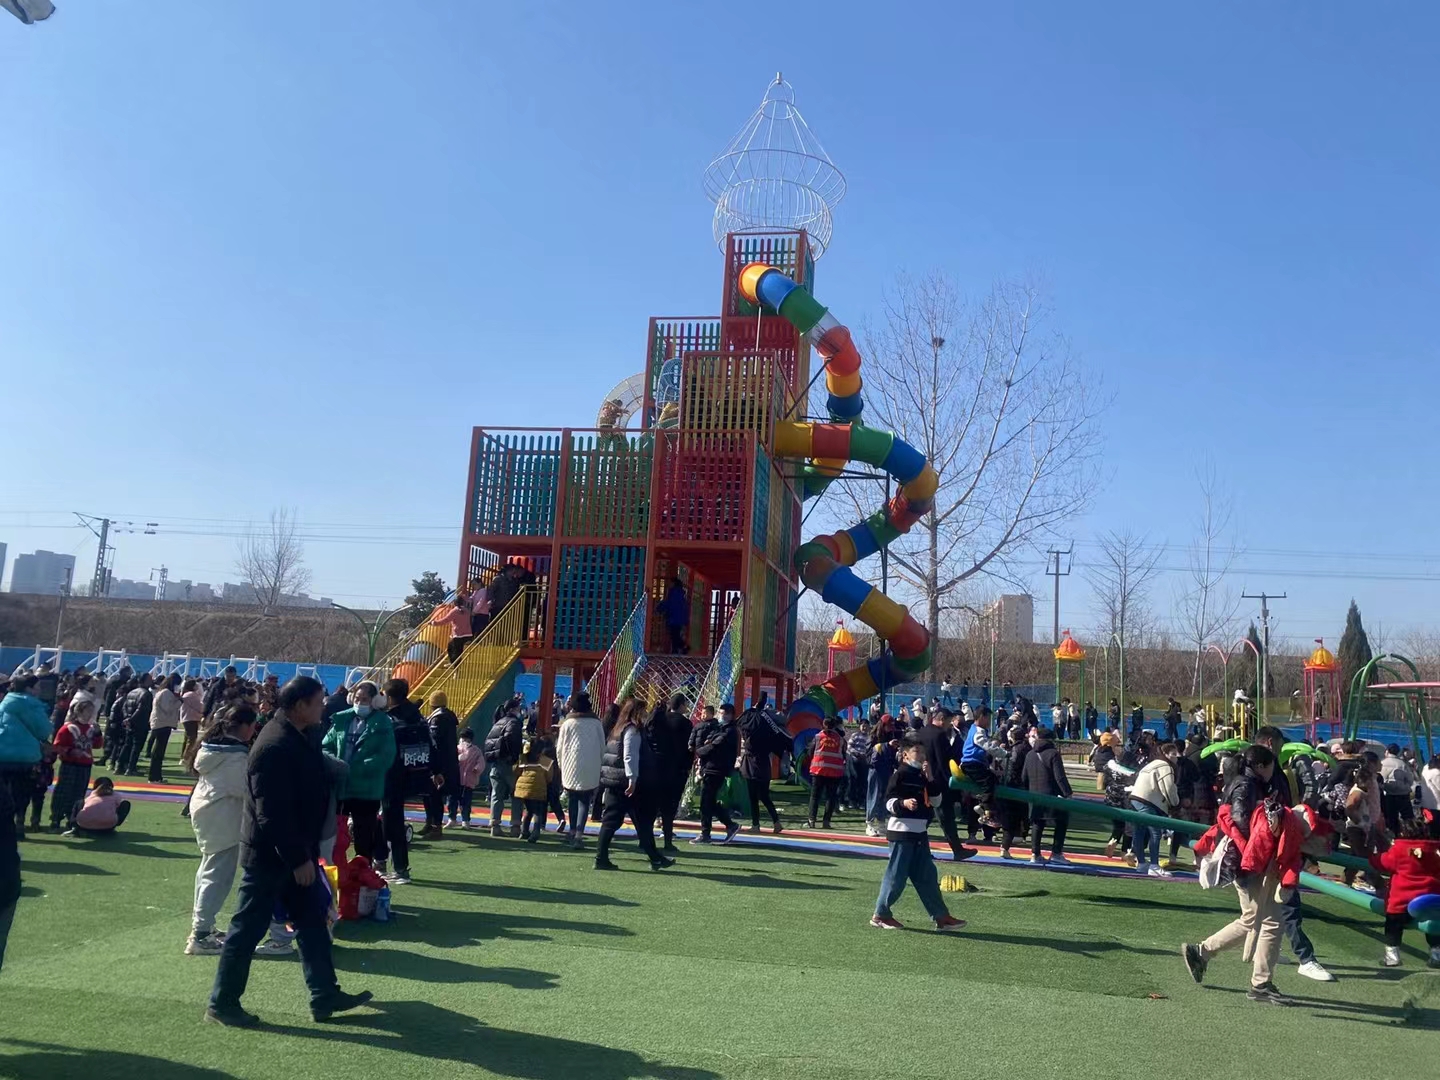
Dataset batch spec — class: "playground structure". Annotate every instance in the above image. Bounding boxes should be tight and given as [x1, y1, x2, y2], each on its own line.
[1344, 652, 1436, 758]
[1053, 629, 1086, 708]
[1301, 639, 1341, 744]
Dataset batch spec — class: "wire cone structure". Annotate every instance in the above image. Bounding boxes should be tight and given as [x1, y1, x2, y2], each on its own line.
[703, 74, 846, 259]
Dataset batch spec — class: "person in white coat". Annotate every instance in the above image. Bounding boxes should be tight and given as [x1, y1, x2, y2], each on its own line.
[1420, 754, 1440, 836]
[554, 692, 605, 849]
[186, 706, 258, 955]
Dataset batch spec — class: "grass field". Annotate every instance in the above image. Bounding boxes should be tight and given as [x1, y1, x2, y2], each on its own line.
[2, 786, 1437, 1080]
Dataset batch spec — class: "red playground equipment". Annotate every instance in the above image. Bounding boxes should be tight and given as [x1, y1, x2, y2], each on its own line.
[1303, 639, 1341, 744]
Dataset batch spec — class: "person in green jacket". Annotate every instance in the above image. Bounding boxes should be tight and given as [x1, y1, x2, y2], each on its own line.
[320, 681, 395, 866]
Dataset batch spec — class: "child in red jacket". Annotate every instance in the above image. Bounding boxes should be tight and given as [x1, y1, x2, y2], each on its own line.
[51, 699, 102, 832]
[1371, 818, 1440, 969]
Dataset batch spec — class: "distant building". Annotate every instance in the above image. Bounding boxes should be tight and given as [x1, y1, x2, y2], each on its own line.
[985, 593, 1034, 645]
[0, 542, 7, 591]
[108, 578, 158, 600]
[10, 549, 77, 596]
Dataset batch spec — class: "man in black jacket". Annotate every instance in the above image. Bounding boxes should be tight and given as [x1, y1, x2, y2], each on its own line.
[1022, 727, 1073, 866]
[689, 703, 739, 844]
[207, 676, 371, 1028]
[321, 683, 350, 726]
[380, 679, 440, 877]
[116, 675, 154, 776]
[911, 710, 976, 862]
[737, 701, 785, 834]
[651, 693, 694, 852]
[203, 666, 240, 720]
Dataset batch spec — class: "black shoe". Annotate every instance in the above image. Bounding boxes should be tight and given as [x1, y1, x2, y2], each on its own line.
[951, 845, 978, 861]
[650, 856, 675, 871]
[311, 989, 374, 1022]
[722, 823, 740, 844]
[594, 858, 619, 871]
[204, 1004, 260, 1028]
[662, 843, 680, 855]
[1246, 982, 1293, 1006]
[1182, 944, 1207, 984]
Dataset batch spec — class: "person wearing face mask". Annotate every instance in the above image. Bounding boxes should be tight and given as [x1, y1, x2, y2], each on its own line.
[320, 681, 395, 867]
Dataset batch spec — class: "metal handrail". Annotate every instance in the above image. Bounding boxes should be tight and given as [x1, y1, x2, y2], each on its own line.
[410, 587, 537, 721]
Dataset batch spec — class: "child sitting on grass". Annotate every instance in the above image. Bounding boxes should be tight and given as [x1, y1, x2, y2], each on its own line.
[514, 734, 554, 843]
[870, 742, 965, 932]
[51, 698, 101, 833]
[66, 776, 129, 836]
[1370, 817, 1440, 969]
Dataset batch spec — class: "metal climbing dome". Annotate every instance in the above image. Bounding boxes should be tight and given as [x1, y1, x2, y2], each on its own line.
[703, 74, 846, 259]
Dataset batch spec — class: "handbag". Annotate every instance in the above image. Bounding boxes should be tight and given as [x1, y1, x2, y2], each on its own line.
[1197, 835, 1232, 890]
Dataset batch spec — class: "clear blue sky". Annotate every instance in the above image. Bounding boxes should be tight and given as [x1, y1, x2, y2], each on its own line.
[2, 3, 1437, 647]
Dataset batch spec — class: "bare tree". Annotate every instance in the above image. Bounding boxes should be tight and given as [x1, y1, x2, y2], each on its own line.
[832, 272, 1105, 678]
[1174, 460, 1243, 694]
[234, 508, 311, 611]
[1088, 529, 1164, 661]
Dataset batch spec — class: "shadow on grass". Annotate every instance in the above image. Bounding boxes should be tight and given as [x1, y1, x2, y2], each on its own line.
[675, 871, 846, 892]
[266, 998, 721, 1079]
[1071, 891, 1231, 917]
[0, 1040, 238, 1079]
[414, 880, 640, 908]
[964, 930, 1176, 959]
[672, 848, 833, 868]
[1202, 984, 1440, 1029]
[339, 906, 634, 949]
[18, 886, 43, 898]
[19, 860, 116, 877]
[332, 947, 560, 989]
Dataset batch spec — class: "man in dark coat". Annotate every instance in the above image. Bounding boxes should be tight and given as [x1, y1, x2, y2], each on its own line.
[206, 676, 371, 1027]
[1022, 726, 1074, 866]
[912, 710, 976, 861]
[737, 701, 785, 833]
[650, 693, 694, 852]
[689, 702, 738, 844]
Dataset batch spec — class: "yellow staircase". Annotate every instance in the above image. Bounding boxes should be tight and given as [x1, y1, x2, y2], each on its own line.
[406, 587, 536, 719]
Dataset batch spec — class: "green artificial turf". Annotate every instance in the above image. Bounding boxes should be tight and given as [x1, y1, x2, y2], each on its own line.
[1, 795, 1437, 1080]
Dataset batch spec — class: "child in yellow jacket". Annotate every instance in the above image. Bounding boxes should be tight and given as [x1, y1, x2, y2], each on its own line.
[515, 735, 554, 844]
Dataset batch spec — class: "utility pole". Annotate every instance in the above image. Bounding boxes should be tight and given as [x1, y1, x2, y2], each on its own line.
[91, 517, 109, 597]
[1046, 543, 1074, 647]
[55, 566, 72, 646]
[151, 565, 169, 601]
[1242, 590, 1286, 724]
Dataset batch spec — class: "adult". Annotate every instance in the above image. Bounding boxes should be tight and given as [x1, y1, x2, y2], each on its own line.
[689, 702, 739, 844]
[737, 701, 784, 834]
[1022, 726, 1073, 866]
[1130, 741, 1180, 877]
[0, 676, 51, 838]
[320, 681, 395, 869]
[1422, 754, 1440, 834]
[844, 720, 871, 812]
[1163, 698, 1183, 743]
[806, 717, 846, 829]
[485, 564, 523, 622]
[649, 693, 694, 852]
[1251, 725, 1335, 982]
[1380, 744, 1416, 834]
[0, 775, 16, 971]
[178, 679, 205, 775]
[206, 676, 373, 1027]
[1084, 701, 1099, 738]
[594, 699, 671, 871]
[426, 692, 461, 832]
[483, 697, 525, 837]
[468, 578, 492, 637]
[203, 666, 240, 720]
[913, 707, 977, 861]
[657, 576, 689, 654]
[998, 725, 1031, 861]
[148, 675, 183, 782]
[320, 682, 350, 726]
[1107, 698, 1121, 733]
[381, 678, 440, 876]
[117, 674, 154, 776]
[102, 665, 132, 723]
[443, 586, 474, 665]
[1182, 744, 1301, 1006]
[1128, 702, 1145, 745]
[556, 692, 604, 847]
[866, 715, 901, 837]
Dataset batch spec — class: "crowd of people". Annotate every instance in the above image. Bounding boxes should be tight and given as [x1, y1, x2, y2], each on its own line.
[2, 659, 1439, 1020]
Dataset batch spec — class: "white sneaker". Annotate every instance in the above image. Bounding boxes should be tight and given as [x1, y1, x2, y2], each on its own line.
[1296, 960, 1335, 982]
[1147, 866, 1173, 878]
[1354, 881, 1377, 894]
[1383, 946, 1402, 968]
[1048, 854, 1074, 867]
[254, 938, 295, 958]
[184, 932, 225, 956]
[864, 823, 882, 838]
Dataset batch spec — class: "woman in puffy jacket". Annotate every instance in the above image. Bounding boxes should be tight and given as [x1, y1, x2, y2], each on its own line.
[185, 706, 258, 956]
[0, 676, 52, 839]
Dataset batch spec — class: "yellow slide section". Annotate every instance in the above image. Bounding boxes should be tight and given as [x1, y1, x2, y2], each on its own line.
[408, 587, 536, 718]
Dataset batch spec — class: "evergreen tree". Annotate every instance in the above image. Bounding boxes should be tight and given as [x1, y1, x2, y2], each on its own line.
[1337, 598, 1375, 716]
[405, 571, 449, 628]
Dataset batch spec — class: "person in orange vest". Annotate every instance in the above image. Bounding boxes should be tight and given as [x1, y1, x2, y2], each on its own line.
[806, 717, 846, 829]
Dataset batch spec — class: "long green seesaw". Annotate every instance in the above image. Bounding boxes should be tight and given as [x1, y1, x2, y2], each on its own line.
[947, 775, 1437, 934]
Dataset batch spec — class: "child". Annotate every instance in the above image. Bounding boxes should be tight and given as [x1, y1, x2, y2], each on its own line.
[67, 776, 129, 836]
[27, 743, 56, 834]
[871, 742, 965, 932]
[1370, 817, 1440, 969]
[514, 734, 554, 843]
[186, 706, 256, 955]
[50, 698, 101, 832]
[959, 705, 999, 830]
[452, 729, 485, 828]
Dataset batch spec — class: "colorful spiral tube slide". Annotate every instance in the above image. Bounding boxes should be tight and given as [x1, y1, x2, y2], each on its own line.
[738, 263, 938, 731]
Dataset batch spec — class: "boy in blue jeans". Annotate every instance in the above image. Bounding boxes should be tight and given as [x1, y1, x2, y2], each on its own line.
[871, 742, 967, 931]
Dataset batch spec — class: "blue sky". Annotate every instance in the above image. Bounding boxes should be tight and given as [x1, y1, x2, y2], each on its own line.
[1, 3, 1437, 648]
